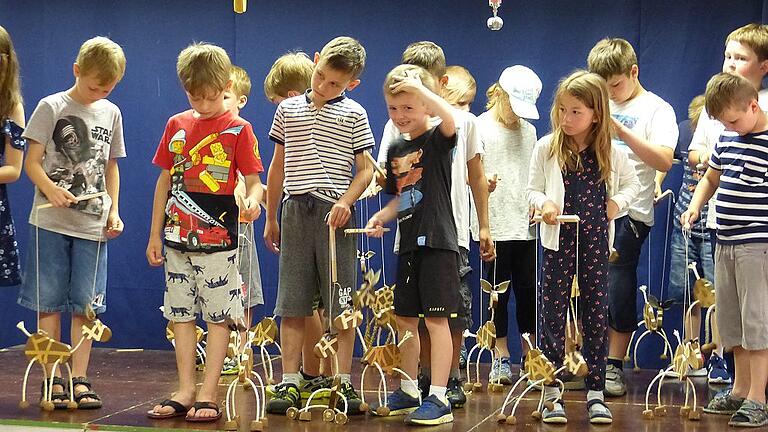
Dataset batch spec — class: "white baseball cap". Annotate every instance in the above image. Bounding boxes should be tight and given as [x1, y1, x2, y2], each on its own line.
[498, 65, 542, 120]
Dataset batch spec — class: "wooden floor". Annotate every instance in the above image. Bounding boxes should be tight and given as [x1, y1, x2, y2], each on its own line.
[0, 347, 741, 431]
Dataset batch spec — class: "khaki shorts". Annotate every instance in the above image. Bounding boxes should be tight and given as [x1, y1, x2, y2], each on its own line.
[715, 242, 768, 350]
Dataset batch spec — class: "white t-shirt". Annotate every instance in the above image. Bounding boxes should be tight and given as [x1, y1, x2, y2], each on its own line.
[611, 91, 678, 225]
[470, 112, 536, 241]
[688, 88, 768, 229]
[377, 107, 482, 252]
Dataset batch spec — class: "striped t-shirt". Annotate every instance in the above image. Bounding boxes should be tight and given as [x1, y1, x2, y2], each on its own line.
[269, 91, 375, 203]
[710, 130, 768, 244]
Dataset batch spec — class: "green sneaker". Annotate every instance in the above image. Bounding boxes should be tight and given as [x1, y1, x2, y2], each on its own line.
[221, 357, 239, 376]
[336, 381, 364, 414]
[266, 383, 301, 414]
[299, 374, 333, 399]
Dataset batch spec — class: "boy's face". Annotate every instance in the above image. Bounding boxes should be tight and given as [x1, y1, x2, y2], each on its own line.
[310, 54, 360, 105]
[186, 83, 229, 120]
[605, 65, 639, 104]
[717, 99, 763, 135]
[385, 92, 429, 137]
[449, 89, 476, 112]
[223, 90, 247, 115]
[723, 41, 768, 88]
[72, 64, 118, 105]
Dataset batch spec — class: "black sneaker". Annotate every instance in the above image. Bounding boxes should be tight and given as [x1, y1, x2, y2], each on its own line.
[266, 383, 300, 414]
[446, 377, 466, 408]
[337, 381, 364, 414]
[417, 373, 430, 400]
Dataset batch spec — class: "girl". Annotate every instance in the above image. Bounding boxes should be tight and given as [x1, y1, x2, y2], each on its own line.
[0, 25, 25, 288]
[471, 66, 540, 385]
[526, 70, 639, 425]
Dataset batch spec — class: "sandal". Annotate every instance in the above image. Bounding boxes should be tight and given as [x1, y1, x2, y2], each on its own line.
[185, 401, 222, 423]
[72, 376, 102, 410]
[42, 376, 70, 410]
[542, 399, 567, 424]
[147, 399, 190, 419]
[729, 399, 768, 427]
[588, 399, 613, 424]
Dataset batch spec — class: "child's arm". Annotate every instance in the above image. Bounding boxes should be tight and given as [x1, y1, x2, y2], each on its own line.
[612, 117, 674, 172]
[467, 155, 495, 261]
[389, 73, 455, 137]
[24, 141, 77, 207]
[365, 197, 400, 238]
[240, 173, 264, 222]
[0, 102, 24, 184]
[328, 151, 373, 228]
[525, 139, 560, 225]
[104, 159, 123, 238]
[680, 167, 720, 229]
[264, 145, 285, 254]
[609, 149, 641, 220]
[146, 170, 170, 266]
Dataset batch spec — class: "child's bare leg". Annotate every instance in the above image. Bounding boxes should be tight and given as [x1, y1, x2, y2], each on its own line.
[397, 317, 420, 381]
[190, 321, 229, 418]
[495, 336, 511, 359]
[747, 348, 768, 403]
[39, 313, 64, 400]
[238, 306, 254, 352]
[280, 317, 305, 377]
[684, 304, 702, 343]
[151, 321, 196, 415]
[336, 327, 355, 375]
[71, 314, 96, 403]
[450, 329, 462, 370]
[732, 346, 751, 398]
[303, 310, 323, 376]
[425, 317, 451, 388]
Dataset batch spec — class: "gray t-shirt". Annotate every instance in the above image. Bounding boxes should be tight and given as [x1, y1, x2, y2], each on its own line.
[23, 92, 125, 241]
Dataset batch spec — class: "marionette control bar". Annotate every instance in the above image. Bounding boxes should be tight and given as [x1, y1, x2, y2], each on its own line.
[532, 215, 581, 223]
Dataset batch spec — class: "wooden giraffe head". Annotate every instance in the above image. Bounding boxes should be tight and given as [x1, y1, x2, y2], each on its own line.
[313, 333, 339, 359]
[564, 351, 588, 377]
[333, 308, 364, 331]
[81, 319, 112, 343]
[480, 279, 510, 310]
[250, 317, 278, 345]
[693, 279, 715, 308]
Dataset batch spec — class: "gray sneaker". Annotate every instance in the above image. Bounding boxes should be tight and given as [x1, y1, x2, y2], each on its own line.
[704, 389, 745, 415]
[489, 357, 514, 385]
[604, 364, 626, 397]
[729, 399, 768, 427]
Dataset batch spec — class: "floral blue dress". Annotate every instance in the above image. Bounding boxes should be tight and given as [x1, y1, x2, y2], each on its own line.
[0, 119, 24, 286]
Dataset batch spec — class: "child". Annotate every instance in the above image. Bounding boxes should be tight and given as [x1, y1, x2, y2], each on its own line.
[443, 65, 476, 112]
[146, 42, 263, 422]
[587, 38, 678, 397]
[0, 25, 25, 288]
[666, 95, 720, 378]
[688, 24, 768, 388]
[264, 36, 374, 415]
[681, 72, 768, 427]
[19, 36, 126, 410]
[376, 41, 495, 410]
[471, 65, 540, 385]
[262, 51, 334, 392]
[527, 70, 639, 424]
[366, 63, 459, 425]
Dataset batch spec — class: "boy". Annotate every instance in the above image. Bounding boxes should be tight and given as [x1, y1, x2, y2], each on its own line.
[262, 52, 335, 393]
[366, 63, 458, 425]
[376, 41, 495, 409]
[264, 36, 374, 415]
[681, 72, 768, 427]
[443, 65, 477, 112]
[19, 36, 126, 410]
[688, 24, 768, 386]
[146, 43, 263, 422]
[587, 37, 678, 397]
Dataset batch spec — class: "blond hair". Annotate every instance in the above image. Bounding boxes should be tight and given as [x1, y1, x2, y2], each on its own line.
[549, 70, 613, 182]
[705, 72, 758, 119]
[383, 64, 437, 96]
[485, 82, 521, 129]
[76, 36, 126, 85]
[443, 65, 476, 105]
[587, 38, 637, 79]
[688, 95, 706, 131]
[727, 23, 768, 61]
[0, 25, 22, 121]
[176, 42, 231, 97]
[263, 52, 313, 100]
[318, 36, 366, 79]
[230, 65, 251, 98]
[401, 41, 446, 79]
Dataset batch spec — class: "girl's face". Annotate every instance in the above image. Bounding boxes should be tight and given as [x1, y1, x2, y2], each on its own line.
[558, 92, 596, 144]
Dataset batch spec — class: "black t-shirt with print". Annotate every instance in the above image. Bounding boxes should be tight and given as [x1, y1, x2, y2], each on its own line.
[385, 126, 458, 254]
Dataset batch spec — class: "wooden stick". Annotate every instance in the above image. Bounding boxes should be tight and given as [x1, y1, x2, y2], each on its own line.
[329, 225, 337, 283]
[364, 151, 386, 178]
[532, 214, 580, 223]
[343, 228, 391, 235]
[36, 191, 108, 210]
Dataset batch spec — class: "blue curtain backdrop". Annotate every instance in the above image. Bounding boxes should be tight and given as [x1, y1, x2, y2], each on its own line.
[0, 0, 765, 368]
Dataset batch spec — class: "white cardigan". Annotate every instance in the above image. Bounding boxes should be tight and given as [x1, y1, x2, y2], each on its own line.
[526, 134, 640, 251]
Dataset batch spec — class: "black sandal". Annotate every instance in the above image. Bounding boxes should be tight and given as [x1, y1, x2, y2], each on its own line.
[185, 401, 222, 423]
[42, 376, 70, 410]
[147, 399, 190, 419]
[72, 376, 102, 409]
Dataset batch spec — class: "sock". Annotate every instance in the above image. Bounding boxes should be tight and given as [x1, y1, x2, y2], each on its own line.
[420, 367, 431, 379]
[449, 368, 460, 379]
[401, 380, 420, 398]
[339, 373, 351, 384]
[587, 390, 610, 415]
[429, 385, 448, 405]
[283, 373, 301, 386]
[543, 385, 559, 402]
[300, 370, 318, 380]
[607, 357, 623, 370]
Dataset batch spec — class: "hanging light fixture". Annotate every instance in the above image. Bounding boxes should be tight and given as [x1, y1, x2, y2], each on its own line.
[487, 0, 503, 31]
[234, 0, 247, 14]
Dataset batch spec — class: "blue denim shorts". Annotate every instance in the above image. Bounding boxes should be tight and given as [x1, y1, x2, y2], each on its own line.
[18, 227, 108, 314]
[667, 228, 715, 304]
